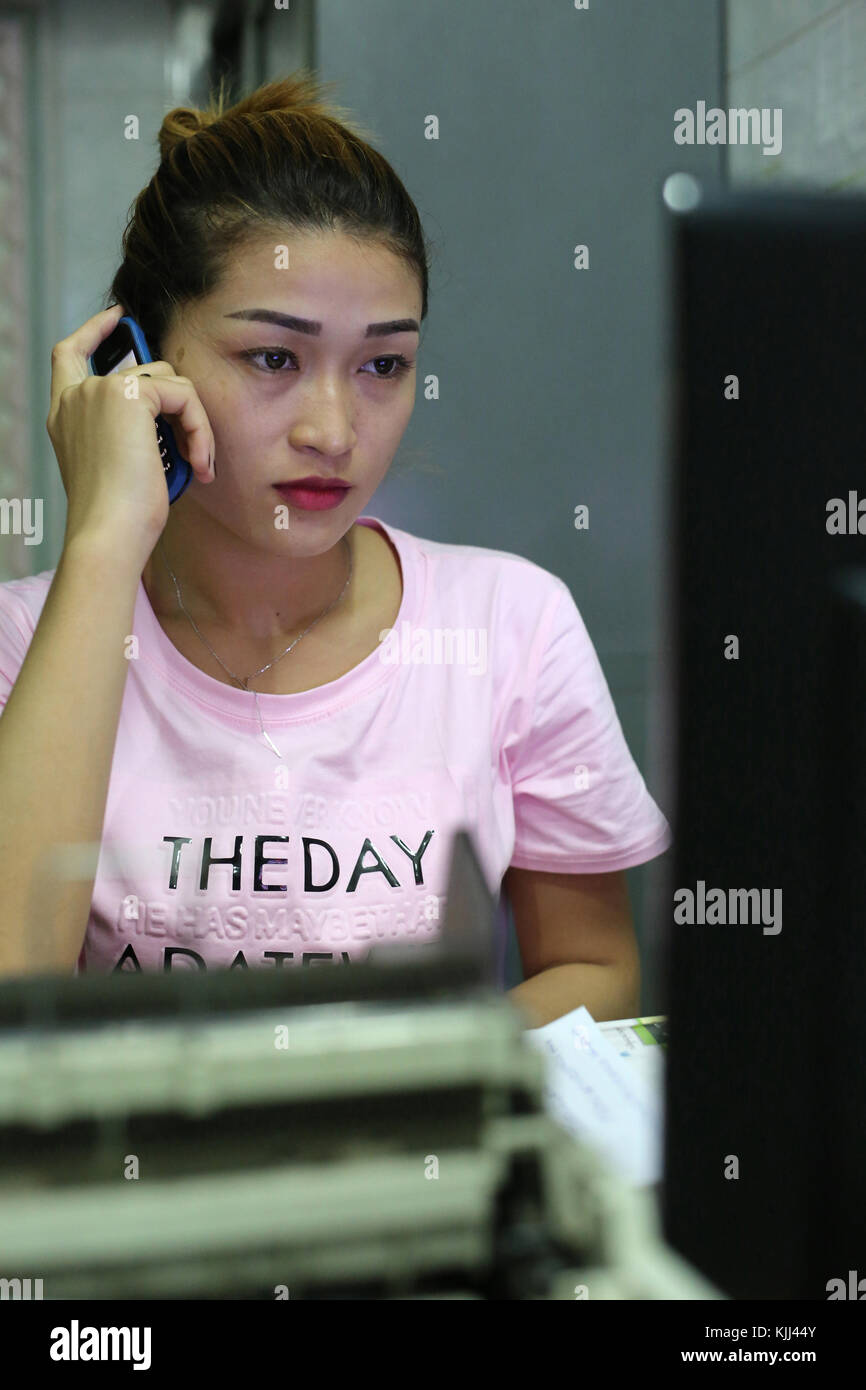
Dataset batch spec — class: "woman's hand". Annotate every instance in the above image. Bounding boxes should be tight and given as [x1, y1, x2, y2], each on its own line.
[46, 304, 216, 571]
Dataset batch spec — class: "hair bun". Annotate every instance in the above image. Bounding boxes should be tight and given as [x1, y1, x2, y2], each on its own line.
[157, 72, 375, 165]
[158, 105, 212, 162]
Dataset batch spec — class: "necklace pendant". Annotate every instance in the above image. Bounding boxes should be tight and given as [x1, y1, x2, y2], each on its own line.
[262, 729, 283, 758]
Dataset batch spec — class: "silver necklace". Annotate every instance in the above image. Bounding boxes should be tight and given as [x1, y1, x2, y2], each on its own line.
[158, 535, 353, 758]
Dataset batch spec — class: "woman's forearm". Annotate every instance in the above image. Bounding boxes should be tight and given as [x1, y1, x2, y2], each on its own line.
[507, 960, 640, 1029]
[0, 537, 140, 976]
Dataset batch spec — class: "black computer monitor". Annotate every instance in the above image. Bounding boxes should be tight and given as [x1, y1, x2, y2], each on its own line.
[659, 185, 866, 1300]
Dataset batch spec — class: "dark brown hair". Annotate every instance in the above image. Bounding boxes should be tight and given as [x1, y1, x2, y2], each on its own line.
[105, 70, 431, 358]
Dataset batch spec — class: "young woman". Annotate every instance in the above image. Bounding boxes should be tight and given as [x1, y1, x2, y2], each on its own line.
[0, 72, 670, 1025]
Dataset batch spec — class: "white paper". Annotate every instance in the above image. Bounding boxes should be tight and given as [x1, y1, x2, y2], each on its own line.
[524, 1005, 663, 1187]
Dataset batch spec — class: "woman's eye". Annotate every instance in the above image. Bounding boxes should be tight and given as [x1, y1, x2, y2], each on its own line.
[244, 349, 414, 380]
[246, 349, 293, 372]
[361, 355, 414, 380]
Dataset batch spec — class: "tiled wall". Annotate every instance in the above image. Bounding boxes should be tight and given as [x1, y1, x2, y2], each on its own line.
[726, 0, 866, 189]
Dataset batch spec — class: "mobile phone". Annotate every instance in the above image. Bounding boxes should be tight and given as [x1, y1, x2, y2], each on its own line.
[89, 315, 193, 503]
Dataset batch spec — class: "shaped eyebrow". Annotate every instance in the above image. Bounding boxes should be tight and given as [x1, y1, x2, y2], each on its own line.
[225, 309, 420, 338]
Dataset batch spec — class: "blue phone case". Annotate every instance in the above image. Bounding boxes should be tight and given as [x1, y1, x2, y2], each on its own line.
[90, 316, 193, 504]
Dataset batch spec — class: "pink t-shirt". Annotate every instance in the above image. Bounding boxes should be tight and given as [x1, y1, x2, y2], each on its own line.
[0, 515, 672, 979]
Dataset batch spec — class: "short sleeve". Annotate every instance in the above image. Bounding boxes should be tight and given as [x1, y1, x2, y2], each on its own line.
[506, 582, 672, 873]
[0, 583, 35, 714]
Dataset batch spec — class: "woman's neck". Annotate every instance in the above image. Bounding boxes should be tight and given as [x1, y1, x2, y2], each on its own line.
[142, 511, 359, 642]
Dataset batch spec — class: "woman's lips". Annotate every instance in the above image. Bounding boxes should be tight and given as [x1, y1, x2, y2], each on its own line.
[272, 483, 351, 512]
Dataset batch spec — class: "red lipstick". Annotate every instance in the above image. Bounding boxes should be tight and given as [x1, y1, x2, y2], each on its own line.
[273, 476, 352, 512]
